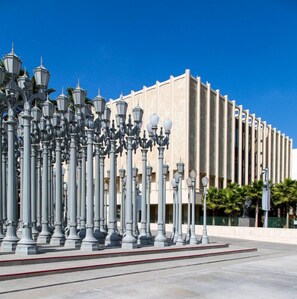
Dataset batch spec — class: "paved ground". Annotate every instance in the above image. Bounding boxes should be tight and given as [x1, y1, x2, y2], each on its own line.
[0, 237, 297, 299]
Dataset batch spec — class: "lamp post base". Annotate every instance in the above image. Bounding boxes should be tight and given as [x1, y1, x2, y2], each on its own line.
[50, 235, 65, 246]
[201, 235, 209, 245]
[105, 232, 121, 247]
[81, 239, 99, 251]
[137, 233, 150, 245]
[175, 239, 186, 246]
[37, 233, 51, 244]
[189, 236, 198, 245]
[1, 239, 18, 252]
[94, 229, 106, 244]
[154, 234, 168, 247]
[15, 243, 37, 255]
[64, 236, 81, 249]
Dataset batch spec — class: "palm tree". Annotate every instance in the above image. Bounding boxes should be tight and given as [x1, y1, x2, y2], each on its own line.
[272, 178, 297, 228]
[220, 183, 244, 226]
[246, 180, 264, 227]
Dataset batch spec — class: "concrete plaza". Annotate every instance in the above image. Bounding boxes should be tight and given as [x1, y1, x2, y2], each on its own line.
[0, 236, 296, 299]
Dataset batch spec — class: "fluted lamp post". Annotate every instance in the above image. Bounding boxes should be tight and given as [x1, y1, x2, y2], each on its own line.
[65, 81, 86, 248]
[147, 114, 172, 247]
[189, 169, 198, 244]
[121, 100, 143, 249]
[37, 99, 54, 245]
[1, 46, 22, 252]
[186, 177, 192, 243]
[146, 165, 153, 241]
[119, 168, 126, 235]
[201, 176, 209, 244]
[50, 91, 69, 245]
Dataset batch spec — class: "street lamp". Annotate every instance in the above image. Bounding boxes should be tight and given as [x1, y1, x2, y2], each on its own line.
[132, 166, 139, 237]
[119, 168, 126, 235]
[147, 114, 172, 247]
[186, 177, 192, 243]
[64, 81, 86, 249]
[138, 130, 152, 245]
[262, 167, 270, 228]
[201, 176, 209, 244]
[189, 169, 198, 245]
[146, 165, 153, 241]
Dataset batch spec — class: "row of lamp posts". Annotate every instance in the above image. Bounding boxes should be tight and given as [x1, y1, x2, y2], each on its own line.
[0, 46, 209, 255]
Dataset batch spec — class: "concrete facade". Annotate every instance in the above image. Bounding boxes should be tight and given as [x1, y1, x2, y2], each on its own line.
[105, 70, 292, 212]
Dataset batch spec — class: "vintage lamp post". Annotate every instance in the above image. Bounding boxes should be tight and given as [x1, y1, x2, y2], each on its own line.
[201, 176, 209, 244]
[189, 169, 198, 245]
[64, 81, 86, 248]
[146, 165, 153, 240]
[147, 114, 172, 247]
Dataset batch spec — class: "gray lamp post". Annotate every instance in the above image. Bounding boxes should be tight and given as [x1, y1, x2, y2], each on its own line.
[138, 130, 152, 245]
[189, 169, 198, 245]
[81, 114, 99, 251]
[119, 168, 126, 235]
[201, 176, 209, 244]
[175, 170, 185, 246]
[30, 105, 42, 241]
[37, 100, 54, 245]
[147, 114, 172, 247]
[146, 165, 153, 241]
[93, 91, 107, 244]
[50, 91, 69, 245]
[163, 163, 169, 237]
[0, 49, 20, 252]
[132, 166, 138, 237]
[171, 177, 177, 241]
[121, 100, 143, 249]
[64, 81, 86, 248]
[186, 177, 192, 243]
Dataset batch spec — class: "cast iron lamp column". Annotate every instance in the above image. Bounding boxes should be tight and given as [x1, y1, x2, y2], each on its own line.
[147, 114, 172, 247]
[81, 115, 99, 251]
[189, 169, 198, 245]
[171, 177, 177, 241]
[138, 130, 152, 245]
[121, 102, 143, 249]
[162, 164, 169, 237]
[146, 165, 153, 241]
[50, 91, 69, 245]
[65, 81, 86, 248]
[201, 176, 209, 244]
[119, 168, 126, 235]
[37, 100, 54, 244]
[186, 177, 192, 243]
[30, 105, 42, 241]
[132, 167, 138, 237]
[1, 47, 22, 252]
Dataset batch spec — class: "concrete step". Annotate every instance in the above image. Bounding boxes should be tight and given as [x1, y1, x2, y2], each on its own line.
[0, 245, 257, 281]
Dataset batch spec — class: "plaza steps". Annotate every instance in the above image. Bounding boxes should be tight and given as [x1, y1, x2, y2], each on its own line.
[0, 243, 258, 281]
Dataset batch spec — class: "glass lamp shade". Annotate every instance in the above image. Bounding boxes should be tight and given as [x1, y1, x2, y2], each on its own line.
[66, 107, 75, 123]
[116, 95, 128, 117]
[56, 92, 69, 112]
[177, 161, 185, 174]
[186, 177, 192, 188]
[147, 122, 153, 134]
[132, 104, 143, 124]
[115, 114, 121, 127]
[42, 99, 54, 118]
[190, 169, 197, 179]
[202, 176, 209, 187]
[31, 105, 42, 122]
[34, 60, 50, 89]
[0, 67, 5, 86]
[103, 106, 111, 123]
[163, 164, 169, 175]
[119, 168, 126, 179]
[163, 119, 172, 133]
[51, 110, 60, 127]
[72, 82, 86, 107]
[132, 167, 138, 177]
[4, 47, 22, 76]
[146, 165, 153, 176]
[150, 113, 159, 127]
[93, 91, 106, 115]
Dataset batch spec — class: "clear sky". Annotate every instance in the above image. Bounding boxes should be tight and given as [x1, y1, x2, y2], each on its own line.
[1, 0, 297, 144]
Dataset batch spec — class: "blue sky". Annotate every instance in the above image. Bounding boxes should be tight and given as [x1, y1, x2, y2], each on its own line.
[1, 0, 297, 144]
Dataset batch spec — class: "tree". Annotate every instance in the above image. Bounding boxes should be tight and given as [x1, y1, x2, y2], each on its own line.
[271, 178, 297, 228]
[206, 186, 221, 225]
[220, 183, 245, 226]
[246, 180, 264, 227]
